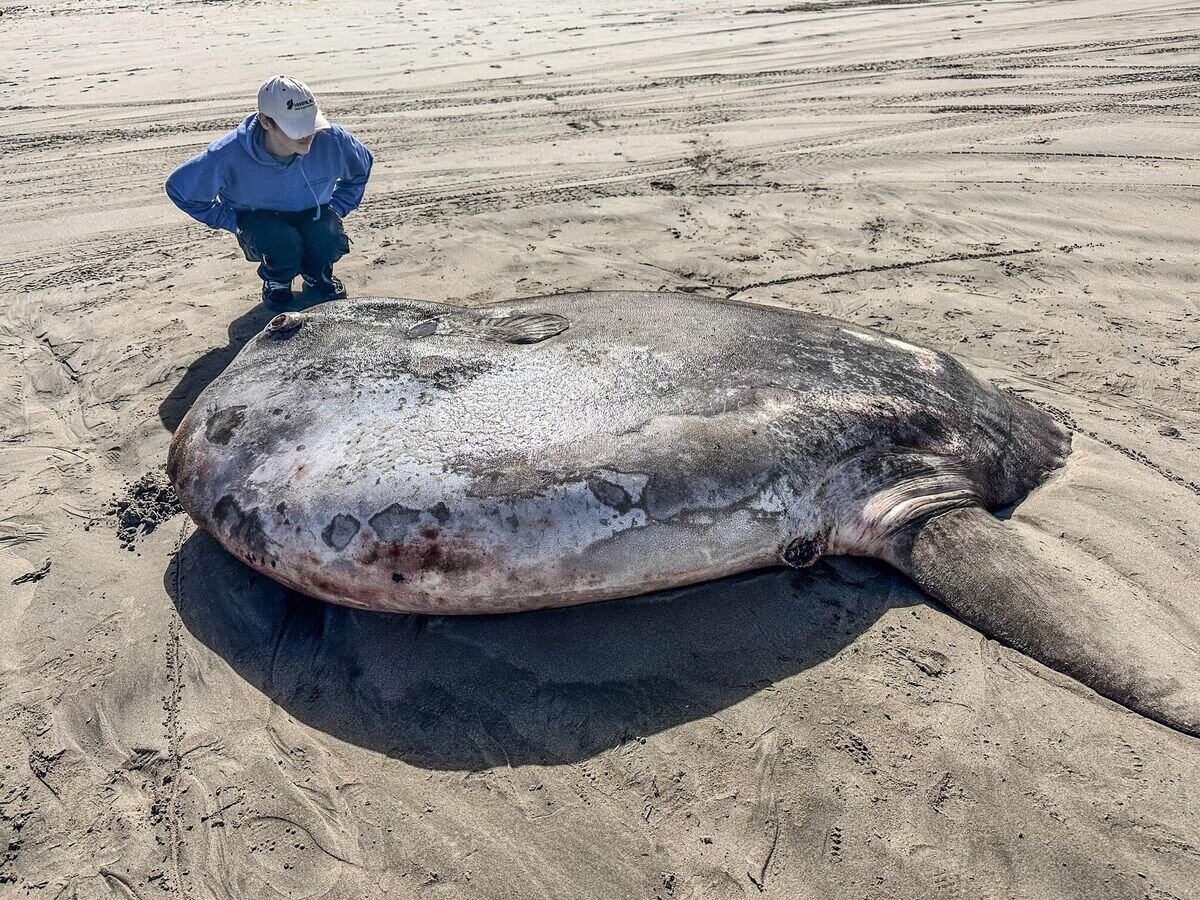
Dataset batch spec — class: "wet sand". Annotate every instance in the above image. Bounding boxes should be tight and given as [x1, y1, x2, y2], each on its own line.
[2, 1, 1199, 897]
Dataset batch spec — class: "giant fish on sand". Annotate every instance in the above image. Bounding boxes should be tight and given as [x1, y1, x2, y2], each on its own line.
[168, 291, 1200, 736]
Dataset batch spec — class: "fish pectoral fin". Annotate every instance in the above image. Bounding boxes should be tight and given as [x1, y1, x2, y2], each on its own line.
[475, 313, 570, 345]
[887, 504, 1200, 737]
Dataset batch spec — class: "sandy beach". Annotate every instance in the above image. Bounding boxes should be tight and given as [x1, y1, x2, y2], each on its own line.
[2, 0, 1200, 897]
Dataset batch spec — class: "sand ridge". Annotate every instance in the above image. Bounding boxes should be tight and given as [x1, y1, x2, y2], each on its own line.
[2, 1, 1200, 897]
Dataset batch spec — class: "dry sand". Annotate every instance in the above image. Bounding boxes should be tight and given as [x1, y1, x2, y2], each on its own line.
[3, 0, 1200, 897]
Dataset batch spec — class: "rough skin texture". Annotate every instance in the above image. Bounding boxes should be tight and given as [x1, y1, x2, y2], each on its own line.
[167, 291, 1069, 614]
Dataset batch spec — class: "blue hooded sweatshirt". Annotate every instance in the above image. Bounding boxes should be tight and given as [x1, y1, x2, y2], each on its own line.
[165, 113, 373, 234]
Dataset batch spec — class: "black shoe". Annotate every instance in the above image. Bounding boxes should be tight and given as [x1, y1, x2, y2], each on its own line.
[262, 280, 294, 309]
[301, 272, 348, 301]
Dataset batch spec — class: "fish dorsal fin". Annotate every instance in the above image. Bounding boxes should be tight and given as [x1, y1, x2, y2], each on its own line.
[475, 312, 569, 345]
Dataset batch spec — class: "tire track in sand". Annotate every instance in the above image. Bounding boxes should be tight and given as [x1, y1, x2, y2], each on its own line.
[161, 519, 190, 900]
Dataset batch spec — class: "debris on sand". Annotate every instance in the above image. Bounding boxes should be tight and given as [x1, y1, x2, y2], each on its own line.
[108, 470, 182, 549]
[11, 560, 50, 585]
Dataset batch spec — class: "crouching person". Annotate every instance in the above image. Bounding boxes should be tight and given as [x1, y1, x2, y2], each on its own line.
[165, 75, 374, 309]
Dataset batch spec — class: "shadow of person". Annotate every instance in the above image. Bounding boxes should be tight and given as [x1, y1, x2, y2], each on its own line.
[158, 303, 277, 433]
[168, 529, 916, 771]
[158, 294, 346, 432]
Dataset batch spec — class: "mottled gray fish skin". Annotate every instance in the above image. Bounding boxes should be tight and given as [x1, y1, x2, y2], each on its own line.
[167, 291, 1067, 614]
[168, 291, 1200, 737]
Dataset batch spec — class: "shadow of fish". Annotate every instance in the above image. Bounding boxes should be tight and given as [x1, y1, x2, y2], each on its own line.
[167, 291, 1199, 736]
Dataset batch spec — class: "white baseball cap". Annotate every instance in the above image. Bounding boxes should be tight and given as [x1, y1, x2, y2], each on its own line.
[256, 75, 330, 140]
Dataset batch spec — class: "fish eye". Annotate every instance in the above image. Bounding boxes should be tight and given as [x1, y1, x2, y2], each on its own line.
[265, 312, 305, 336]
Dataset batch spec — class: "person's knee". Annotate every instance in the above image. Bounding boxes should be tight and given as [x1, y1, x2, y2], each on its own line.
[304, 212, 350, 263]
[238, 213, 303, 263]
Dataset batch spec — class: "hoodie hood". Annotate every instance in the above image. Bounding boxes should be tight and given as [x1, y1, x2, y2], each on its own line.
[237, 113, 292, 168]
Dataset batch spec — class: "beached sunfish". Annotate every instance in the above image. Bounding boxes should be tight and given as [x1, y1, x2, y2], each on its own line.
[168, 291, 1199, 736]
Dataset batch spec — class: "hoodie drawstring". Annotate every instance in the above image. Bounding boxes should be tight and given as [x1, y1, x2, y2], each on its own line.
[299, 159, 322, 221]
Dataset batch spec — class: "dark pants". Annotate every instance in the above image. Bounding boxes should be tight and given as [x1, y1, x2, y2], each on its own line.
[235, 205, 350, 284]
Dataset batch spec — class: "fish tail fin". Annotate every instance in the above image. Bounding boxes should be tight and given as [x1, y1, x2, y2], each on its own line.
[885, 505, 1200, 736]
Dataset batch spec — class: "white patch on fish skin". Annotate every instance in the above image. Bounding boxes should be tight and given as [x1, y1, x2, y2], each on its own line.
[883, 337, 943, 374]
[842, 328, 880, 344]
[306, 468, 653, 600]
[843, 328, 942, 374]
[749, 483, 790, 515]
[818, 392, 919, 417]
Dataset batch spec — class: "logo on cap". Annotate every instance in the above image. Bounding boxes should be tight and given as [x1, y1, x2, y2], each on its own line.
[258, 75, 328, 138]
